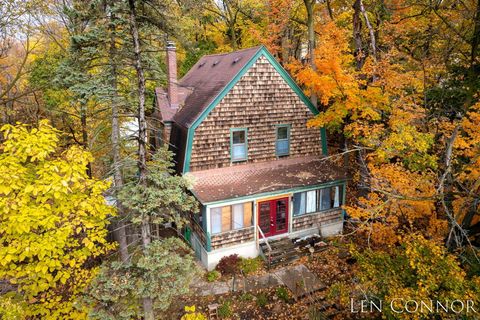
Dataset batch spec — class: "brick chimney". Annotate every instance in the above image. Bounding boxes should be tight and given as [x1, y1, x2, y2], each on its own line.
[166, 41, 178, 108]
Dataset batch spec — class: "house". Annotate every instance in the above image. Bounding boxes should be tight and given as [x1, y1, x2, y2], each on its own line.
[154, 42, 347, 270]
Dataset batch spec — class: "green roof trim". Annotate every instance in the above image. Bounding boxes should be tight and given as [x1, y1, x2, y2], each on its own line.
[204, 179, 348, 206]
[182, 45, 328, 173]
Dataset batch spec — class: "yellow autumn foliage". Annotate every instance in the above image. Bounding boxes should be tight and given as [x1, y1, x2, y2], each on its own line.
[0, 120, 115, 319]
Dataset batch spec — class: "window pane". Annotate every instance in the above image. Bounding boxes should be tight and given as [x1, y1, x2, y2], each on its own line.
[338, 185, 343, 207]
[306, 190, 317, 213]
[232, 144, 246, 160]
[232, 204, 244, 229]
[276, 140, 289, 155]
[277, 126, 288, 140]
[320, 188, 332, 210]
[232, 130, 245, 144]
[293, 192, 306, 216]
[210, 207, 222, 234]
[333, 186, 340, 207]
[276, 199, 287, 231]
[243, 202, 253, 227]
[221, 206, 232, 232]
[259, 203, 271, 233]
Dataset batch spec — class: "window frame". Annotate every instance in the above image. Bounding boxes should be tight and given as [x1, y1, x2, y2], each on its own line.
[210, 207, 223, 234]
[275, 124, 291, 156]
[230, 128, 248, 162]
[292, 184, 344, 216]
[209, 202, 254, 235]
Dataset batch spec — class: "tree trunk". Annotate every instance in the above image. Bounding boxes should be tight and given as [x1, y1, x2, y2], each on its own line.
[127, 0, 153, 319]
[359, 0, 377, 61]
[80, 104, 92, 177]
[465, 0, 480, 108]
[108, 2, 129, 264]
[353, 0, 365, 70]
[326, 0, 334, 20]
[128, 3, 147, 186]
[304, 0, 317, 108]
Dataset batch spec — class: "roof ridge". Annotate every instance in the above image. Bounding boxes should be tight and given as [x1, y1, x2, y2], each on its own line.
[199, 45, 263, 58]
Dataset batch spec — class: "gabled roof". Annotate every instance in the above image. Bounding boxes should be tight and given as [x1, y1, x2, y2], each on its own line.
[155, 45, 327, 173]
[172, 46, 262, 128]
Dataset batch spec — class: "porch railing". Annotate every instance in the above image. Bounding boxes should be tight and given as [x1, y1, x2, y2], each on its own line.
[257, 225, 272, 265]
[188, 217, 211, 251]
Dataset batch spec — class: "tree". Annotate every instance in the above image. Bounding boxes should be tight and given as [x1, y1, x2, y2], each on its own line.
[0, 120, 115, 318]
[86, 237, 200, 319]
[86, 148, 199, 319]
[353, 234, 480, 319]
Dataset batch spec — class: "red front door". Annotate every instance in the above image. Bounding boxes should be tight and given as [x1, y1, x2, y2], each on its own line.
[258, 197, 289, 237]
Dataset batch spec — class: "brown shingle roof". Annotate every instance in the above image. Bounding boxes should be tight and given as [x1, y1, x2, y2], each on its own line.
[155, 88, 176, 122]
[168, 46, 262, 128]
[155, 85, 193, 122]
[187, 156, 347, 204]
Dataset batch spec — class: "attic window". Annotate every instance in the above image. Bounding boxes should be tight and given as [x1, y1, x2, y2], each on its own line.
[212, 60, 219, 66]
[230, 128, 247, 162]
[233, 57, 242, 64]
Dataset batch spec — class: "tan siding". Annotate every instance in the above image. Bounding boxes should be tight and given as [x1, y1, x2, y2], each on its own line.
[292, 209, 343, 232]
[190, 56, 322, 171]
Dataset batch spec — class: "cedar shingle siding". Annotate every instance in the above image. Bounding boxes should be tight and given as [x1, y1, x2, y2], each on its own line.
[189, 56, 323, 171]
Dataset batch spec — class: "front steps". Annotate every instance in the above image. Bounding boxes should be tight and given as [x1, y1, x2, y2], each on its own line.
[259, 237, 299, 268]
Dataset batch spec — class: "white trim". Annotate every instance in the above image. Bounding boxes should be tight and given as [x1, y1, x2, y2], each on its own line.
[288, 194, 293, 236]
[206, 205, 211, 234]
[253, 201, 258, 242]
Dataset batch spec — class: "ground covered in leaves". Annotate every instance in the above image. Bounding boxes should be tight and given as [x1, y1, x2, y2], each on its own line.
[168, 233, 368, 320]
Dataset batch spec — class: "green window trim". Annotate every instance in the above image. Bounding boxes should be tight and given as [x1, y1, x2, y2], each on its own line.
[275, 124, 291, 156]
[230, 128, 248, 162]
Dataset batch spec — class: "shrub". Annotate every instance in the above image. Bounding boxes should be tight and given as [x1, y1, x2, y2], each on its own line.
[216, 254, 240, 276]
[256, 293, 268, 308]
[275, 287, 290, 302]
[239, 292, 253, 301]
[180, 305, 207, 320]
[217, 301, 232, 318]
[239, 257, 263, 275]
[206, 270, 221, 282]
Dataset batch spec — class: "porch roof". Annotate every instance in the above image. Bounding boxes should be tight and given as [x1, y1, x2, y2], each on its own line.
[186, 156, 347, 204]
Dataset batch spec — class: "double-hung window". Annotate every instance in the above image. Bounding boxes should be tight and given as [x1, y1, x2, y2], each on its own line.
[231, 129, 247, 162]
[276, 125, 290, 156]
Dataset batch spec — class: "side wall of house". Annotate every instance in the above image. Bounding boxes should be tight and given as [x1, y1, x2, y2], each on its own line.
[189, 55, 323, 171]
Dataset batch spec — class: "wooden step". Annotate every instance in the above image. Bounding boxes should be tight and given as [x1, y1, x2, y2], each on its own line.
[259, 237, 302, 268]
[270, 252, 299, 267]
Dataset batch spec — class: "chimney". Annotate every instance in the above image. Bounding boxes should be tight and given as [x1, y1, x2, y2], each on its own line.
[166, 41, 178, 108]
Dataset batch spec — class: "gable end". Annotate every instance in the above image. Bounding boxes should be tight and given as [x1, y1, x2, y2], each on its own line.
[183, 46, 327, 173]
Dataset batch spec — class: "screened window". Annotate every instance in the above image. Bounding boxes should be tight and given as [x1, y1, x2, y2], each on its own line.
[276, 125, 290, 156]
[320, 188, 331, 211]
[210, 207, 222, 234]
[231, 129, 247, 161]
[210, 202, 253, 234]
[306, 190, 317, 213]
[293, 192, 306, 216]
[293, 185, 344, 216]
